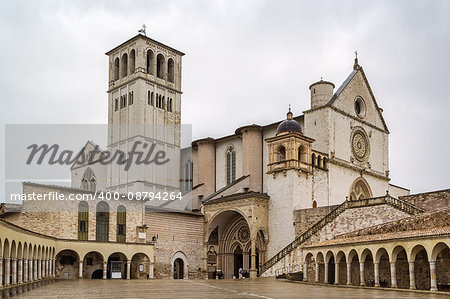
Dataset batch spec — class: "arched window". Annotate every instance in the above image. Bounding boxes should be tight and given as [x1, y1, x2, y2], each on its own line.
[298, 146, 302, 162]
[184, 159, 193, 192]
[129, 49, 135, 74]
[323, 158, 327, 169]
[311, 153, 316, 167]
[168, 58, 175, 83]
[349, 178, 372, 201]
[226, 146, 236, 185]
[318, 155, 322, 168]
[81, 167, 96, 191]
[146, 49, 154, 75]
[78, 202, 88, 240]
[121, 53, 128, 78]
[278, 146, 286, 162]
[157, 54, 165, 79]
[113, 58, 120, 80]
[96, 202, 109, 241]
[116, 205, 126, 243]
[312, 201, 317, 208]
[162, 96, 165, 109]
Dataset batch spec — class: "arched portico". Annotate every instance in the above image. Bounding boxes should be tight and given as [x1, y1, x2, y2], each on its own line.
[203, 193, 269, 279]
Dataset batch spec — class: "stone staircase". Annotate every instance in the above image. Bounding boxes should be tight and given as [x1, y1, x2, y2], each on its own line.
[259, 195, 424, 275]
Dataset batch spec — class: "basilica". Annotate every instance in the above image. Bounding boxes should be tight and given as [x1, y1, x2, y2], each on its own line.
[1, 33, 449, 293]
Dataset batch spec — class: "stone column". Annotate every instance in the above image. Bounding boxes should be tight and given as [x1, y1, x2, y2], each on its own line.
[315, 263, 319, 282]
[79, 261, 83, 279]
[324, 262, 329, 284]
[102, 262, 107, 280]
[334, 261, 340, 285]
[374, 262, 380, 287]
[0, 258, 3, 287]
[346, 263, 351, 285]
[29, 259, 33, 281]
[408, 261, 415, 290]
[34, 259, 38, 280]
[149, 262, 154, 279]
[359, 262, 365, 286]
[4, 258, 10, 286]
[18, 258, 23, 284]
[37, 259, 40, 279]
[52, 259, 56, 277]
[250, 238, 257, 279]
[11, 258, 17, 284]
[203, 242, 208, 279]
[390, 261, 397, 288]
[303, 262, 308, 282]
[430, 260, 437, 291]
[23, 259, 28, 282]
[126, 261, 131, 280]
[44, 259, 47, 278]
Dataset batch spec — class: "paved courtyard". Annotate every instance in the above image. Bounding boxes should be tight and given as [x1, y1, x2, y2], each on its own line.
[3, 278, 446, 299]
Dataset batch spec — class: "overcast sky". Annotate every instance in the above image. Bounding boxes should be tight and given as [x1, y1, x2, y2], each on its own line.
[0, 0, 449, 196]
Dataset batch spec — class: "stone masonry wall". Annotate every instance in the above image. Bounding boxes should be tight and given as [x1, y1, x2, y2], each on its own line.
[145, 210, 204, 279]
[305, 203, 410, 244]
[400, 189, 449, 211]
[294, 205, 339, 237]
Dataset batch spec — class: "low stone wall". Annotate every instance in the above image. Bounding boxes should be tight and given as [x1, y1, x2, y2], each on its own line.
[400, 189, 449, 211]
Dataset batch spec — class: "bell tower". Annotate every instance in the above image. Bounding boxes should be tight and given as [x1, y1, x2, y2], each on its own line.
[105, 32, 185, 194]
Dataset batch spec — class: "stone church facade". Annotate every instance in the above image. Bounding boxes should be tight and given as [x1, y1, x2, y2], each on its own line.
[1, 33, 449, 292]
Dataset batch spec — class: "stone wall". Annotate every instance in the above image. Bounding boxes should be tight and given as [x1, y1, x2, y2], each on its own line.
[400, 189, 449, 211]
[294, 205, 339, 237]
[306, 203, 410, 244]
[145, 210, 204, 279]
[338, 208, 450, 239]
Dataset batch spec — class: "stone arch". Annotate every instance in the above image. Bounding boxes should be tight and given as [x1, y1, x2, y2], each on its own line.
[349, 177, 372, 201]
[83, 251, 104, 279]
[316, 252, 325, 283]
[335, 251, 347, 285]
[325, 251, 335, 284]
[432, 242, 450, 291]
[10, 240, 17, 259]
[410, 244, 430, 290]
[131, 252, 150, 279]
[55, 249, 80, 279]
[277, 145, 286, 162]
[392, 245, 409, 289]
[347, 249, 360, 286]
[375, 247, 391, 287]
[360, 248, 374, 287]
[304, 252, 315, 282]
[170, 251, 188, 279]
[107, 252, 128, 279]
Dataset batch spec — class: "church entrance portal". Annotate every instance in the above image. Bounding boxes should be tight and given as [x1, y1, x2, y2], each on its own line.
[234, 246, 243, 278]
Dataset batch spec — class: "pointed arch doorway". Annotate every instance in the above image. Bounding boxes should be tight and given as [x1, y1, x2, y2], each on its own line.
[173, 258, 184, 279]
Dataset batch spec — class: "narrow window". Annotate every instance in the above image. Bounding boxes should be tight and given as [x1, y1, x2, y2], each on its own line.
[96, 202, 109, 241]
[226, 146, 236, 185]
[168, 58, 175, 83]
[114, 98, 118, 111]
[278, 146, 286, 162]
[113, 58, 119, 80]
[129, 49, 135, 74]
[121, 53, 128, 78]
[116, 205, 126, 243]
[146, 50, 154, 75]
[157, 53, 165, 79]
[78, 202, 88, 241]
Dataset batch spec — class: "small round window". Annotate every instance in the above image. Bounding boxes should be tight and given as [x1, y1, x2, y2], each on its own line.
[354, 97, 366, 118]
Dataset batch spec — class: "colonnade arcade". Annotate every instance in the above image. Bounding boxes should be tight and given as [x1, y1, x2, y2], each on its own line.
[301, 237, 450, 291]
[1, 219, 155, 288]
